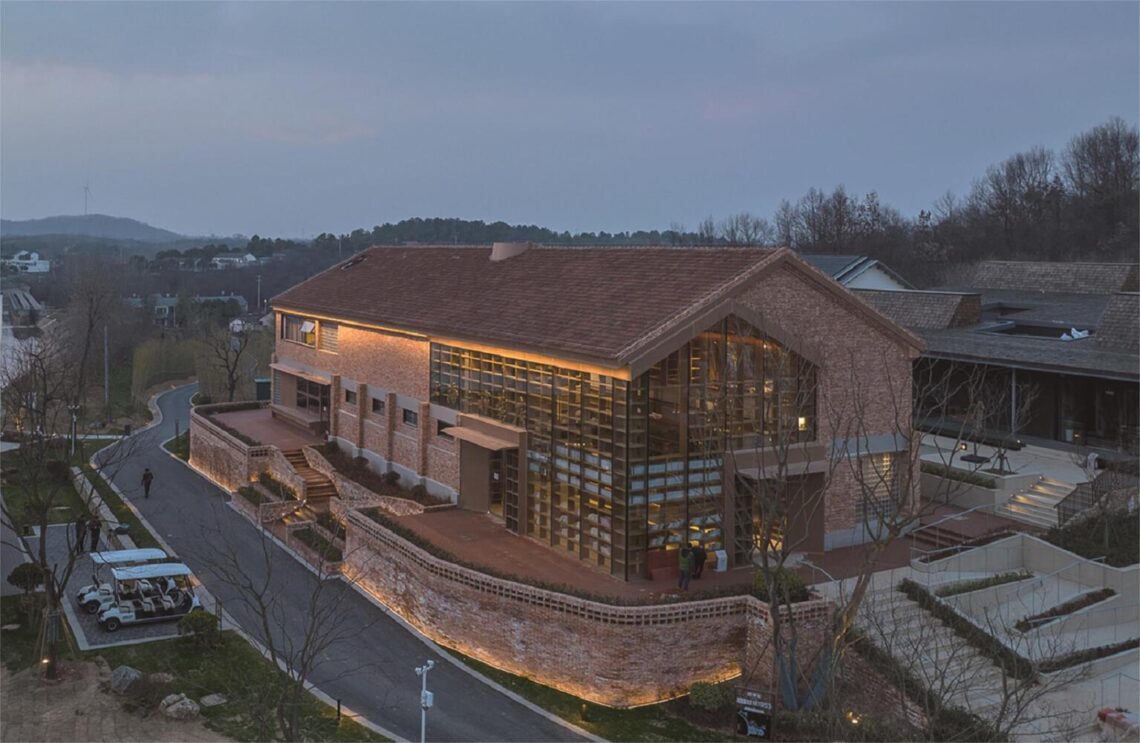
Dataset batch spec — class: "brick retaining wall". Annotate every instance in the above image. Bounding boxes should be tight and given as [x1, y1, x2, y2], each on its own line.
[189, 410, 274, 491]
[343, 510, 832, 707]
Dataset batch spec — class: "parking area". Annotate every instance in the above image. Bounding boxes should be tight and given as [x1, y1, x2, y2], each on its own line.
[31, 525, 184, 648]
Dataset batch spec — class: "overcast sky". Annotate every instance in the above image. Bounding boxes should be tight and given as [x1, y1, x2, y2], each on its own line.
[2, 2, 1137, 238]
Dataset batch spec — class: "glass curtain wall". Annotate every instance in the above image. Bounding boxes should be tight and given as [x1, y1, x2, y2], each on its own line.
[429, 316, 816, 580]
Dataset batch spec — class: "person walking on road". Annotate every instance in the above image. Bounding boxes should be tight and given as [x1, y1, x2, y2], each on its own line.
[677, 545, 693, 591]
[73, 513, 88, 553]
[87, 518, 102, 553]
[142, 468, 155, 498]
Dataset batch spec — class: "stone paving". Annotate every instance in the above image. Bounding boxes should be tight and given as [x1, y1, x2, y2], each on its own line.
[0, 659, 229, 742]
[209, 408, 321, 450]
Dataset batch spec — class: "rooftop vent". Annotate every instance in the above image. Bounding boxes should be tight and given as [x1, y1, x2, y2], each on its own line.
[340, 255, 367, 270]
[490, 242, 532, 262]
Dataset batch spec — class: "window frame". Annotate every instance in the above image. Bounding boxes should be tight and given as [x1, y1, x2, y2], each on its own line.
[402, 408, 419, 427]
[344, 388, 358, 406]
[371, 397, 385, 415]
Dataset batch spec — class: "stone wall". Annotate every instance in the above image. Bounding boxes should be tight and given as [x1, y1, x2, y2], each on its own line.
[343, 510, 832, 707]
[189, 410, 274, 492]
[303, 446, 426, 517]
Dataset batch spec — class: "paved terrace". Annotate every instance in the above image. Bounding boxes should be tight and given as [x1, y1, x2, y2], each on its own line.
[208, 407, 321, 450]
[396, 509, 756, 601]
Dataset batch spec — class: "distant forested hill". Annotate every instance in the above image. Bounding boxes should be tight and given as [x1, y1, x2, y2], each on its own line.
[1, 214, 184, 243]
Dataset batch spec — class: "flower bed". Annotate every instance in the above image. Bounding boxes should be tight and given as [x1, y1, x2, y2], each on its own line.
[258, 472, 298, 501]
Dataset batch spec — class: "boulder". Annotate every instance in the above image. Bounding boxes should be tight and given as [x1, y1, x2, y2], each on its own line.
[199, 693, 227, 708]
[160, 693, 201, 721]
[110, 665, 143, 695]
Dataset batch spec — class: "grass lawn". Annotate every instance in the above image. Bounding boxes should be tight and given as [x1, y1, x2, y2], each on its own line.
[80, 465, 162, 551]
[0, 596, 386, 742]
[443, 649, 732, 742]
[164, 430, 190, 461]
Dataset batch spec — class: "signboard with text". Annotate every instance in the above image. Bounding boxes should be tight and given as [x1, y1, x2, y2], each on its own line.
[734, 686, 773, 740]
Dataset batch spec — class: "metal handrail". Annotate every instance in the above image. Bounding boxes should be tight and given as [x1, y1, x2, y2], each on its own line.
[1007, 555, 1108, 601]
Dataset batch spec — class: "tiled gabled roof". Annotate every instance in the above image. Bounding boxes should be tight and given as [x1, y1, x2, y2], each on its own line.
[271, 245, 920, 368]
[273, 245, 783, 363]
[966, 261, 1139, 295]
[854, 289, 980, 330]
[1095, 293, 1140, 355]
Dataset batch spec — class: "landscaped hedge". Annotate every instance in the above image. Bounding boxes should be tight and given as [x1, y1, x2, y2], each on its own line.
[907, 575, 1140, 676]
[920, 462, 997, 489]
[848, 626, 1004, 741]
[1044, 508, 1139, 567]
[292, 527, 343, 563]
[236, 486, 269, 506]
[934, 571, 1032, 598]
[317, 442, 448, 506]
[898, 579, 1037, 681]
[258, 472, 297, 501]
[1038, 638, 1140, 673]
[1014, 588, 1116, 633]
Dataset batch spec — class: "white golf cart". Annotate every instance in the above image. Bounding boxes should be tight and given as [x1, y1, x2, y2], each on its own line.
[97, 563, 200, 632]
[75, 548, 170, 615]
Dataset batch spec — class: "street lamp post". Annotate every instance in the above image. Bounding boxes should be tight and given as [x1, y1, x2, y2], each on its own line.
[69, 404, 81, 458]
[414, 660, 435, 743]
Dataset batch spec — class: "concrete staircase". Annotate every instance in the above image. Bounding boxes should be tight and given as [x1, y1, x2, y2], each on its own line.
[858, 585, 1011, 719]
[282, 449, 338, 506]
[997, 476, 1074, 529]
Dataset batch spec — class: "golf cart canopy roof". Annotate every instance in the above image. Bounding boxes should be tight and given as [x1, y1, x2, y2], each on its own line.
[111, 563, 193, 581]
[90, 549, 168, 565]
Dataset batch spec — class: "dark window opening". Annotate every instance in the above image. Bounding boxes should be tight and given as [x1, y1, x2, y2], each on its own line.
[403, 409, 418, 426]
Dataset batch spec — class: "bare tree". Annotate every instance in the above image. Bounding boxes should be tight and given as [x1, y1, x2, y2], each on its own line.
[720, 212, 776, 247]
[199, 514, 377, 741]
[0, 332, 141, 678]
[198, 323, 255, 403]
[60, 257, 123, 414]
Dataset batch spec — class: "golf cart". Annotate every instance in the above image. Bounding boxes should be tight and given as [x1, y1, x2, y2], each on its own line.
[75, 548, 169, 615]
[97, 563, 200, 632]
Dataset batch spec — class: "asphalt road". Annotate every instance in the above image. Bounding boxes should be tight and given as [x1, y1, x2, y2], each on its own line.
[95, 385, 584, 743]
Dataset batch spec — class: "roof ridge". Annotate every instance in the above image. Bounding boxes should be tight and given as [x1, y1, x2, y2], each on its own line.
[614, 249, 785, 362]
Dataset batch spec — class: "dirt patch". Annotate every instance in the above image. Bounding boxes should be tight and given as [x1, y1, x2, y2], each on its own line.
[0, 659, 230, 742]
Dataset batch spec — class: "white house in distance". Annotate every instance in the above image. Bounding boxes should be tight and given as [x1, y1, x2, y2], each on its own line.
[1, 251, 51, 273]
[210, 253, 258, 269]
[801, 254, 913, 291]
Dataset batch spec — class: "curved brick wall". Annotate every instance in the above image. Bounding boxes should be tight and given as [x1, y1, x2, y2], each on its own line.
[343, 510, 832, 707]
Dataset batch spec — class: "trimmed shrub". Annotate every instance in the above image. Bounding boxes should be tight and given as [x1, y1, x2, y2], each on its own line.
[178, 609, 221, 647]
[753, 566, 809, 603]
[410, 484, 428, 501]
[688, 681, 734, 712]
[383, 470, 401, 486]
[920, 462, 997, 489]
[6, 562, 44, 594]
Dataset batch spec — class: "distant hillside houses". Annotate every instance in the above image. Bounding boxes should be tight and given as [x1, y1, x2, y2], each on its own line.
[124, 292, 249, 326]
[1, 251, 51, 273]
[210, 252, 258, 269]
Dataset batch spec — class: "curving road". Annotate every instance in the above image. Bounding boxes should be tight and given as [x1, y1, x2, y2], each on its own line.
[95, 384, 584, 743]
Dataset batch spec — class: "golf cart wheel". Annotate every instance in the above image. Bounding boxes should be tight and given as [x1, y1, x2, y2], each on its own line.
[84, 601, 101, 615]
[104, 618, 121, 632]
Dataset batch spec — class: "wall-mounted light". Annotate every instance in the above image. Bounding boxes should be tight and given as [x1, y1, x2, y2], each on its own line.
[798, 416, 808, 432]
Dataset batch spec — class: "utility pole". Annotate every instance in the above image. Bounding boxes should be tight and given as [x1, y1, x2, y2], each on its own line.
[414, 660, 435, 743]
[103, 325, 110, 424]
[338, 236, 343, 256]
[257, 274, 262, 311]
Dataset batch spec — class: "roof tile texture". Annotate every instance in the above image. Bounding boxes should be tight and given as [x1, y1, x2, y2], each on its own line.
[855, 290, 980, 330]
[967, 261, 1139, 295]
[272, 245, 778, 362]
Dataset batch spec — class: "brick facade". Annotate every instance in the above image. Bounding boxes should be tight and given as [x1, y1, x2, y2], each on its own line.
[344, 510, 833, 708]
[272, 250, 922, 560]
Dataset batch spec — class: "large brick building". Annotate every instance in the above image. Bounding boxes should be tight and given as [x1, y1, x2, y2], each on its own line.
[270, 243, 922, 580]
